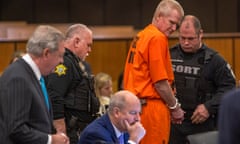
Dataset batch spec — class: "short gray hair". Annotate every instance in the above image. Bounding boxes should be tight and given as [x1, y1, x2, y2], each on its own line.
[153, 0, 184, 20]
[26, 25, 65, 56]
[65, 24, 92, 40]
[108, 90, 140, 114]
[108, 91, 128, 114]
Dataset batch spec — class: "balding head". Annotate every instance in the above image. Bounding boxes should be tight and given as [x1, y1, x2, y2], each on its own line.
[108, 90, 140, 113]
[180, 15, 202, 35]
[108, 90, 141, 132]
[64, 23, 93, 60]
[178, 15, 203, 53]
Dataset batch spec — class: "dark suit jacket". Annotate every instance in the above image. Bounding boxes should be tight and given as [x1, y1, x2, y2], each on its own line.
[218, 88, 240, 144]
[0, 59, 53, 144]
[78, 114, 129, 144]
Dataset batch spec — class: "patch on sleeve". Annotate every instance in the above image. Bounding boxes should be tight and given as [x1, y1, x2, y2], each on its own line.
[227, 63, 236, 79]
[55, 64, 67, 76]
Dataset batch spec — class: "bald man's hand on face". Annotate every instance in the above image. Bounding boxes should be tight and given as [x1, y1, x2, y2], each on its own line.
[124, 120, 146, 144]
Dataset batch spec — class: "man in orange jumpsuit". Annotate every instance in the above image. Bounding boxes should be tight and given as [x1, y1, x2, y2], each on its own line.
[124, 0, 185, 143]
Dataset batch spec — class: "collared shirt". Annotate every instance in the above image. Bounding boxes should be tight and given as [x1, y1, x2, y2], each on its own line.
[22, 54, 52, 144]
[112, 122, 122, 140]
[111, 122, 136, 144]
[22, 54, 41, 81]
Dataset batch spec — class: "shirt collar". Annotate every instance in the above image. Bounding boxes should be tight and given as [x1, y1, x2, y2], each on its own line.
[111, 122, 123, 138]
[22, 54, 41, 81]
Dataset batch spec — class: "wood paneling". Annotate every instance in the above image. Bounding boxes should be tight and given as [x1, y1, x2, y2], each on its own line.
[178, 0, 217, 32]
[140, 0, 159, 29]
[86, 40, 130, 91]
[0, 0, 32, 21]
[169, 38, 178, 48]
[105, 0, 140, 26]
[217, 0, 238, 32]
[1, 28, 240, 90]
[34, 0, 68, 23]
[16, 42, 27, 52]
[0, 0, 239, 32]
[0, 43, 15, 72]
[68, 0, 104, 25]
[203, 38, 233, 66]
[234, 38, 240, 85]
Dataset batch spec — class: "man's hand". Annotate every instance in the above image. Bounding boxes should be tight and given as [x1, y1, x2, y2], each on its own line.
[171, 106, 185, 124]
[53, 118, 66, 134]
[125, 120, 146, 144]
[52, 132, 69, 144]
[191, 104, 210, 124]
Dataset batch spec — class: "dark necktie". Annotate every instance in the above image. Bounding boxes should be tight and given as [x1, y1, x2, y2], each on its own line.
[40, 76, 50, 110]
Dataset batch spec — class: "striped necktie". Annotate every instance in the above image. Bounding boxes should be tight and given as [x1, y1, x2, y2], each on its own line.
[40, 76, 50, 110]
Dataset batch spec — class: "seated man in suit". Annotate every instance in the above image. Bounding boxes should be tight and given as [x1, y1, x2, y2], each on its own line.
[78, 90, 146, 144]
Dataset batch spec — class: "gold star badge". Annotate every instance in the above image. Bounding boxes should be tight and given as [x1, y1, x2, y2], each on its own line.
[55, 64, 67, 76]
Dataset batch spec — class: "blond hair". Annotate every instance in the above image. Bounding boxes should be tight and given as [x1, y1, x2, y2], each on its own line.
[152, 0, 184, 21]
[94, 72, 112, 98]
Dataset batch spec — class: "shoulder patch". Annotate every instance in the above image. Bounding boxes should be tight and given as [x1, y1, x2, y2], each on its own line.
[227, 63, 236, 79]
[55, 64, 67, 76]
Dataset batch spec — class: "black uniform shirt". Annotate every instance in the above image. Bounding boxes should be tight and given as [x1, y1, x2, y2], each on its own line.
[46, 48, 81, 119]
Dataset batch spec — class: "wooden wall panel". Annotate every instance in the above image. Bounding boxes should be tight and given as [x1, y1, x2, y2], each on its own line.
[0, 43, 15, 73]
[234, 38, 240, 84]
[105, 0, 140, 27]
[0, 0, 32, 21]
[169, 38, 178, 48]
[179, 0, 217, 32]
[0, 0, 239, 32]
[217, 0, 238, 32]
[68, 0, 104, 25]
[140, 0, 160, 29]
[86, 40, 129, 92]
[34, 0, 68, 23]
[16, 42, 27, 52]
[203, 38, 233, 66]
[0, 33, 239, 90]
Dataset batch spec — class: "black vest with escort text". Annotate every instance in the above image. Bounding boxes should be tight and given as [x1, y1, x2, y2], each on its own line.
[170, 44, 216, 111]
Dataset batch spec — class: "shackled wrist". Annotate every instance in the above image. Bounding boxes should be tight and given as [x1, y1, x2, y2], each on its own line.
[168, 98, 181, 110]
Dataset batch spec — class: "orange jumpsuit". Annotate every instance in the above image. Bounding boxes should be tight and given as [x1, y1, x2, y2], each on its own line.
[124, 24, 174, 144]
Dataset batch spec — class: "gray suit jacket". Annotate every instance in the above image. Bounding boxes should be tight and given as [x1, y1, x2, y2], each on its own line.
[0, 59, 53, 144]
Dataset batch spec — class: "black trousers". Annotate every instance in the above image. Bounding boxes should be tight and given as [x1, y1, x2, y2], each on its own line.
[65, 109, 97, 144]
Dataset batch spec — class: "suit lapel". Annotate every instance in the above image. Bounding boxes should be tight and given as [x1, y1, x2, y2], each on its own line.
[103, 114, 130, 143]
[102, 114, 119, 143]
[20, 59, 53, 120]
